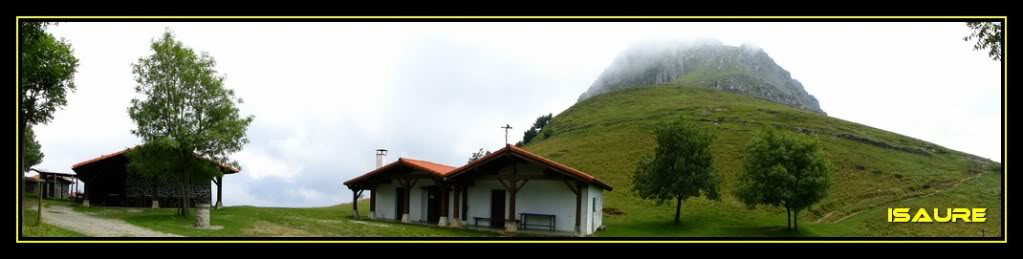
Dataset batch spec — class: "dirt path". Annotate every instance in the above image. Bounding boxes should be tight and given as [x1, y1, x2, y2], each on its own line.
[33, 204, 182, 237]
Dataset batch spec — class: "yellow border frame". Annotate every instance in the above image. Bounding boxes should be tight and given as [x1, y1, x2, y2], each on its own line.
[14, 16, 1007, 244]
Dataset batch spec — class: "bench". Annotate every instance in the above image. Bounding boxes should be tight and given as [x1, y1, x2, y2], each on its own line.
[519, 213, 556, 231]
[473, 217, 505, 228]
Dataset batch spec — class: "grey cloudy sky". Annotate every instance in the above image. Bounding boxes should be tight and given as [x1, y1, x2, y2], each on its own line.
[32, 22, 1002, 208]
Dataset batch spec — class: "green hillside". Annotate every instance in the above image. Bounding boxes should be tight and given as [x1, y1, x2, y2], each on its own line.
[526, 86, 1001, 237]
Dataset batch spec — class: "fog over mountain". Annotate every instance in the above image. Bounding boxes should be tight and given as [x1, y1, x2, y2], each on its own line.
[579, 39, 825, 114]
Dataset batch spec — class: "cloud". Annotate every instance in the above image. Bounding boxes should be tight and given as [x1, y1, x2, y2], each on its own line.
[233, 148, 302, 182]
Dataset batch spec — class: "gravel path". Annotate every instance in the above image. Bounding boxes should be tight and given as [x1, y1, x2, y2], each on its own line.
[36, 205, 182, 237]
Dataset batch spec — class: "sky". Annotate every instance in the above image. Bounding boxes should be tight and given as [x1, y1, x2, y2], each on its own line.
[31, 22, 1002, 208]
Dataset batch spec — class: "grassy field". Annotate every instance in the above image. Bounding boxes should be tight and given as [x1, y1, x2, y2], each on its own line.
[525, 86, 1002, 237]
[70, 199, 496, 237]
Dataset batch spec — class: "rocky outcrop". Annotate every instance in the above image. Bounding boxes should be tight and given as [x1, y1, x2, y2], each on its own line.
[579, 40, 826, 114]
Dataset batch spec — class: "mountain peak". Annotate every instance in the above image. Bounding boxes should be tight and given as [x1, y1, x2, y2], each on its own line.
[579, 40, 825, 114]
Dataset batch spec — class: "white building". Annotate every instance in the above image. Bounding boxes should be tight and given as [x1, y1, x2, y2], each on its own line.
[344, 144, 613, 236]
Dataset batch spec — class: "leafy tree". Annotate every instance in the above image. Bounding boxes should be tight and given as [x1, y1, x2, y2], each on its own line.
[19, 21, 78, 230]
[24, 127, 44, 171]
[632, 117, 720, 224]
[735, 128, 830, 231]
[964, 22, 1003, 61]
[468, 148, 492, 162]
[128, 30, 253, 216]
[521, 113, 553, 145]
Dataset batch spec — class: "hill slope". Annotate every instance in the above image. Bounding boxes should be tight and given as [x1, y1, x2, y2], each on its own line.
[527, 86, 1000, 237]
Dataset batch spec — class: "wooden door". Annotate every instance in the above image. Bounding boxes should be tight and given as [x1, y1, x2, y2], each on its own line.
[490, 190, 505, 228]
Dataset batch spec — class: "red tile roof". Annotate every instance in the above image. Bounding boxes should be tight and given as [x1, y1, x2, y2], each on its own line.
[400, 157, 457, 176]
[343, 157, 457, 186]
[71, 149, 130, 169]
[345, 145, 612, 191]
[446, 144, 613, 190]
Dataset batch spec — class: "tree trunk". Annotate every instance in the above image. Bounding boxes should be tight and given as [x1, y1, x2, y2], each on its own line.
[793, 210, 799, 232]
[674, 196, 683, 224]
[20, 117, 28, 229]
[184, 174, 191, 216]
[36, 180, 42, 226]
[178, 179, 186, 216]
[786, 207, 791, 230]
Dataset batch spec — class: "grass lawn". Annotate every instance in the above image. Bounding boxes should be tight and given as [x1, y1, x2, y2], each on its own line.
[73, 200, 496, 237]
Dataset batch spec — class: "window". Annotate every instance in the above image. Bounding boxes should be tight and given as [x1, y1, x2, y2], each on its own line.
[592, 197, 597, 212]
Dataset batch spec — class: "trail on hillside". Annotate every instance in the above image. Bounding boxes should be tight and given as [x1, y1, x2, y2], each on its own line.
[820, 172, 986, 224]
[27, 203, 181, 237]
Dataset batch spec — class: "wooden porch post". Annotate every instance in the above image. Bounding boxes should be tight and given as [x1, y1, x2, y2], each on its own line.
[498, 164, 528, 232]
[214, 176, 224, 209]
[397, 176, 417, 223]
[437, 181, 449, 226]
[351, 188, 362, 218]
[82, 176, 90, 207]
[403, 184, 412, 223]
[450, 184, 463, 227]
[564, 180, 583, 236]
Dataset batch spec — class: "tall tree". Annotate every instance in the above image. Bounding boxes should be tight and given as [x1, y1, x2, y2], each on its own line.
[632, 117, 720, 224]
[19, 21, 78, 230]
[128, 30, 253, 216]
[735, 128, 830, 231]
[964, 22, 1003, 61]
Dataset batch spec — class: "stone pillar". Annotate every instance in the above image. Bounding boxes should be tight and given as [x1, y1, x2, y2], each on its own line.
[505, 220, 518, 232]
[194, 203, 211, 228]
[151, 199, 160, 209]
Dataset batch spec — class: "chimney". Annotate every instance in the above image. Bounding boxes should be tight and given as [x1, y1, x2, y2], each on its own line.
[376, 149, 388, 168]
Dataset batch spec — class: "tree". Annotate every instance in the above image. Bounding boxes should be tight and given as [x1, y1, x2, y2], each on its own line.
[735, 128, 830, 231]
[631, 117, 720, 224]
[19, 21, 78, 231]
[24, 127, 44, 171]
[964, 22, 1003, 61]
[521, 113, 553, 145]
[468, 148, 491, 163]
[128, 30, 253, 216]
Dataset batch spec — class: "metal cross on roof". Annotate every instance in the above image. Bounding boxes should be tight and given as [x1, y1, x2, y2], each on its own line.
[501, 124, 513, 144]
